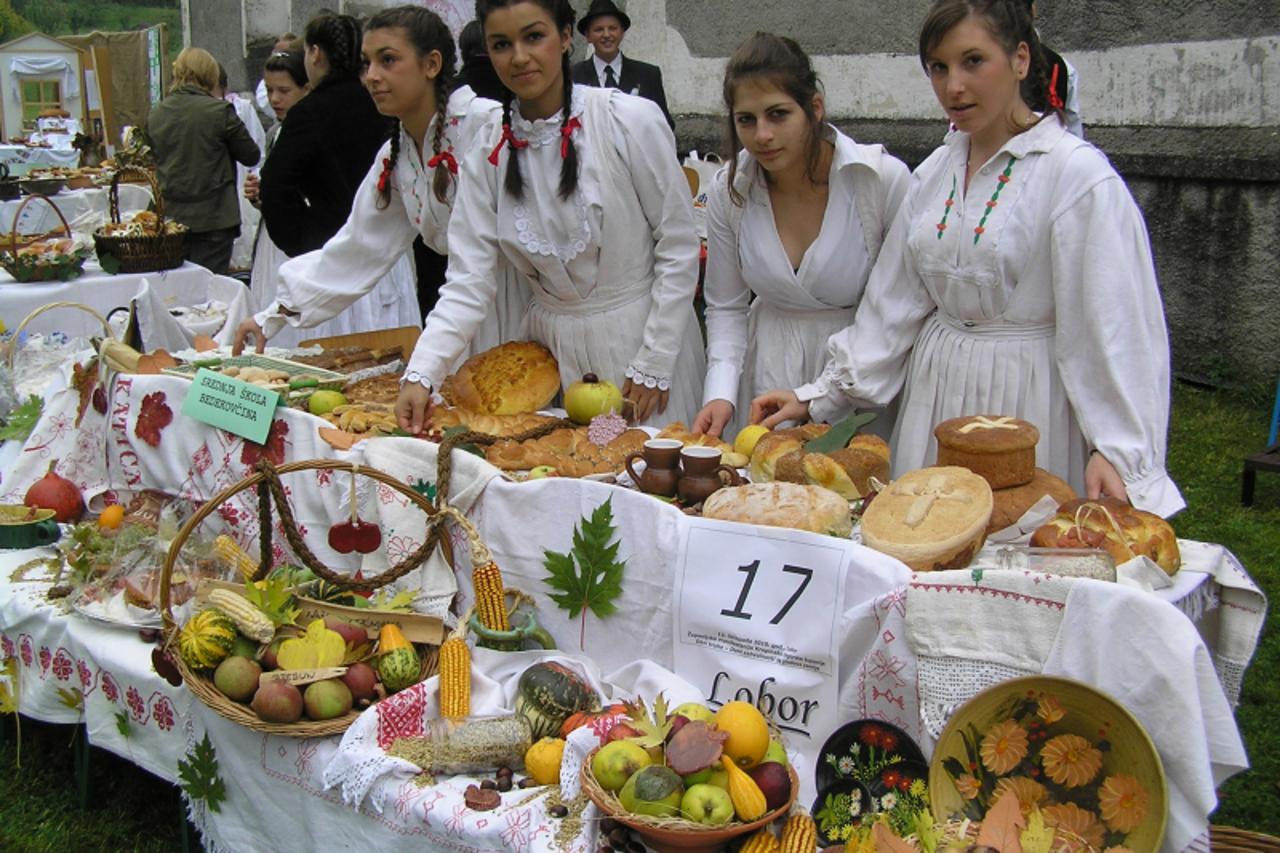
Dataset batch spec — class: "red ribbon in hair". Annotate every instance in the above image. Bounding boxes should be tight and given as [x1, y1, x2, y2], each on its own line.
[376, 157, 392, 193]
[487, 124, 528, 166]
[559, 116, 581, 159]
[1047, 64, 1064, 111]
[427, 150, 459, 175]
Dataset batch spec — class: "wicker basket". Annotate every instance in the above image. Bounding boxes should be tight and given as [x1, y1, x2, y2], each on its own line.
[1210, 826, 1280, 852]
[92, 166, 188, 274]
[0, 194, 90, 282]
[158, 459, 458, 737]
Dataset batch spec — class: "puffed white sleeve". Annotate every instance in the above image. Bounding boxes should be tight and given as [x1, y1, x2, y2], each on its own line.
[610, 92, 700, 386]
[793, 159, 939, 424]
[701, 163, 752, 409]
[254, 140, 417, 337]
[402, 119, 505, 391]
[1049, 155, 1184, 516]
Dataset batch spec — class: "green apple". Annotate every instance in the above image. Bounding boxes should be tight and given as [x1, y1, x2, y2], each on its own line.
[591, 740, 652, 792]
[527, 465, 559, 479]
[671, 702, 716, 724]
[763, 738, 788, 767]
[307, 390, 347, 416]
[680, 783, 734, 826]
[682, 759, 729, 790]
[619, 766, 683, 818]
[564, 373, 623, 424]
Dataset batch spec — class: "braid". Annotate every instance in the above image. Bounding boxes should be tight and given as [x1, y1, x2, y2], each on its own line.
[501, 95, 525, 200]
[430, 69, 453, 203]
[557, 51, 579, 201]
[305, 12, 363, 83]
[376, 120, 401, 211]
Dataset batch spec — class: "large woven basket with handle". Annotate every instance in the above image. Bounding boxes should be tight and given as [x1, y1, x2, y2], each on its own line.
[92, 166, 187, 274]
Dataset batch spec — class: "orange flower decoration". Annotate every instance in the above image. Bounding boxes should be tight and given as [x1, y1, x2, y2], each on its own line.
[1043, 802, 1106, 850]
[1036, 694, 1066, 725]
[954, 773, 982, 800]
[992, 776, 1048, 813]
[980, 719, 1029, 775]
[1040, 733, 1102, 787]
[1098, 773, 1149, 833]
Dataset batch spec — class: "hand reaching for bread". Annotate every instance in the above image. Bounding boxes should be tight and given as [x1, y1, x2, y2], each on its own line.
[750, 389, 810, 429]
[396, 382, 435, 435]
[692, 399, 734, 438]
[1085, 451, 1129, 505]
[621, 378, 667, 425]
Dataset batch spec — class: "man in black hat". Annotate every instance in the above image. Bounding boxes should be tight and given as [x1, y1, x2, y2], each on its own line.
[571, 0, 674, 128]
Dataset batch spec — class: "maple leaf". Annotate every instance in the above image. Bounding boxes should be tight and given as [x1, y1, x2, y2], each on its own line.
[975, 790, 1025, 853]
[240, 419, 290, 467]
[368, 588, 416, 613]
[0, 395, 43, 442]
[179, 734, 227, 813]
[1019, 807, 1054, 853]
[115, 711, 130, 738]
[245, 576, 299, 626]
[134, 391, 173, 447]
[56, 687, 84, 713]
[542, 497, 626, 651]
[622, 693, 672, 749]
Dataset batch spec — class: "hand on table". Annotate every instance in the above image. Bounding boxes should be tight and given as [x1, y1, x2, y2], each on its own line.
[1086, 451, 1130, 504]
[692, 399, 734, 438]
[749, 389, 810, 429]
[621, 378, 667, 425]
[396, 382, 435, 435]
[232, 318, 266, 355]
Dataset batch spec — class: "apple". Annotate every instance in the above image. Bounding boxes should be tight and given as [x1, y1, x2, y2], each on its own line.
[604, 721, 642, 744]
[618, 766, 683, 818]
[527, 465, 559, 479]
[672, 702, 716, 724]
[763, 738, 788, 767]
[683, 760, 729, 789]
[591, 740, 651, 792]
[747, 761, 792, 812]
[564, 373, 623, 425]
[680, 783, 734, 826]
[324, 617, 369, 649]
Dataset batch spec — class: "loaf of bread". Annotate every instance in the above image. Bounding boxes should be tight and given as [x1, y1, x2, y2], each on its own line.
[860, 466, 993, 571]
[484, 426, 647, 477]
[702, 482, 853, 537]
[987, 468, 1076, 534]
[748, 424, 829, 482]
[1030, 496, 1180, 575]
[759, 431, 891, 499]
[440, 341, 560, 415]
[656, 422, 748, 468]
[429, 407, 560, 437]
[934, 415, 1039, 489]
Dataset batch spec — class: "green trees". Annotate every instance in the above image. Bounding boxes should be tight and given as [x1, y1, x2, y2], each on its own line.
[0, 0, 34, 42]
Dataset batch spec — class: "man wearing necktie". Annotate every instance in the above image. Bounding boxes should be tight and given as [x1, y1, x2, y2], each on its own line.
[570, 0, 674, 129]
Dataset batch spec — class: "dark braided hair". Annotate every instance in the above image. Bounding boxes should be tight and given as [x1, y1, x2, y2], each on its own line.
[366, 6, 459, 208]
[304, 12, 365, 85]
[263, 45, 307, 88]
[918, 0, 1062, 129]
[722, 33, 826, 208]
[476, 0, 580, 202]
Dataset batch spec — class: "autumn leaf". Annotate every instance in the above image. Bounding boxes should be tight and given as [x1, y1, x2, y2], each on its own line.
[1020, 807, 1055, 853]
[56, 687, 84, 713]
[276, 619, 345, 670]
[241, 419, 290, 467]
[134, 391, 173, 447]
[975, 789, 1025, 853]
[0, 658, 18, 714]
[623, 694, 672, 749]
[872, 819, 918, 853]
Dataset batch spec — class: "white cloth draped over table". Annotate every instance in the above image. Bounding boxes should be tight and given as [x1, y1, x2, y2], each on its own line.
[404, 87, 705, 427]
[797, 116, 1184, 516]
[702, 124, 909, 435]
[253, 87, 527, 355]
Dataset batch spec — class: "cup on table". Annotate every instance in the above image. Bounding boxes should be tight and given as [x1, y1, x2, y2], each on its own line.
[624, 438, 683, 497]
[677, 446, 741, 504]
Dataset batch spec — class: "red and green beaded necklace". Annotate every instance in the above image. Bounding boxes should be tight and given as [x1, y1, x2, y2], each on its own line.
[935, 154, 1018, 244]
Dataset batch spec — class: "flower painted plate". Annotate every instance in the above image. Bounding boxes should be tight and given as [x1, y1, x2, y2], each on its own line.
[815, 718, 926, 793]
[929, 674, 1167, 852]
[811, 778, 872, 848]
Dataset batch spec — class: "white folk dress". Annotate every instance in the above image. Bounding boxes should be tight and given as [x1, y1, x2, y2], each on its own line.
[796, 117, 1184, 516]
[702, 124, 909, 435]
[405, 87, 705, 427]
[255, 88, 526, 353]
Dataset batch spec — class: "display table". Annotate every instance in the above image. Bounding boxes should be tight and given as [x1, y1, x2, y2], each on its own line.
[0, 145, 80, 176]
[0, 185, 154, 237]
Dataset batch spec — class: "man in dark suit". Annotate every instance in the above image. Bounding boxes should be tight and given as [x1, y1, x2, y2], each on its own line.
[570, 0, 674, 129]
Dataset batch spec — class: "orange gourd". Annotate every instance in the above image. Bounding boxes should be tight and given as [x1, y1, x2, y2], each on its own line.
[378, 623, 412, 653]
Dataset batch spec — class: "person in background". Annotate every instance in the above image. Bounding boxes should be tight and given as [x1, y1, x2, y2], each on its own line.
[1024, 0, 1081, 136]
[570, 0, 673, 129]
[457, 19, 506, 101]
[145, 47, 260, 276]
[215, 63, 267, 272]
[254, 32, 298, 127]
[751, 0, 1183, 516]
[692, 33, 909, 439]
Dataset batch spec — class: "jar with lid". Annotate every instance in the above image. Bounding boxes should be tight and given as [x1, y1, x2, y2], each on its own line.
[425, 714, 533, 776]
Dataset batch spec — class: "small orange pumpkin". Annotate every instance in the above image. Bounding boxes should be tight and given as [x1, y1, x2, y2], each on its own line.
[377, 623, 412, 653]
[560, 702, 627, 739]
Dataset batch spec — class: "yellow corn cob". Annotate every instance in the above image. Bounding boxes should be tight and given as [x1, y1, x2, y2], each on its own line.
[739, 829, 780, 853]
[214, 534, 258, 582]
[207, 588, 275, 643]
[778, 814, 817, 853]
[438, 627, 471, 719]
[472, 560, 509, 632]
[723, 756, 768, 821]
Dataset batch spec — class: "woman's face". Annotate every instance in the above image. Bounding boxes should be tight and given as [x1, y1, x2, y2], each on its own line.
[361, 27, 440, 121]
[924, 14, 1029, 142]
[264, 69, 306, 120]
[731, 79, 821, 178]
[483, 2, 572, 120]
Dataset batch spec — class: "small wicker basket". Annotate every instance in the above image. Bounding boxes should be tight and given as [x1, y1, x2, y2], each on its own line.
[92, 166, 188, 274]
[0, 194, 90, 282]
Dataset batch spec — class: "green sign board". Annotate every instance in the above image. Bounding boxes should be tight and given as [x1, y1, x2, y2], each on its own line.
[181, 368, 279, 444]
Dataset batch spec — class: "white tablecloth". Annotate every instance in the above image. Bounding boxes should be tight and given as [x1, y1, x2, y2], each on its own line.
[0, 185, 153, 239]
[0, 144, 80, 176]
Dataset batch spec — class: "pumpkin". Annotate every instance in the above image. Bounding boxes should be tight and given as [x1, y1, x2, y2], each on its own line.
[560, 702, 627, 739]
[376, 623, 421, 693]
[514, 661, 599, 741]
[178, 608, 238, 671]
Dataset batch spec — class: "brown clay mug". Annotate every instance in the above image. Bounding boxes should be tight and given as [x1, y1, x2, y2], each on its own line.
[624, 438, 683, 497]
[677, 446, 742, 504]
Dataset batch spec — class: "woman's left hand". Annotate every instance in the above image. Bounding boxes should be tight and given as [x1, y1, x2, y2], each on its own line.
[621, 378, 668, 425]
[1086, 451, 1130, 504]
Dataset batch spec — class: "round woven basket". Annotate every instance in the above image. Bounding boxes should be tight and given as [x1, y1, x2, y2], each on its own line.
[92, 166, 187, 274]
[1210, 826, 1280, 852]
[1, 194, 89, 282]
[159, 459, 453, 737]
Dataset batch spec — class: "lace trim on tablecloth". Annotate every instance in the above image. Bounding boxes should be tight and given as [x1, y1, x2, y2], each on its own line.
[917, 654, 1036, 739]
[1215, 658, 1246, 708]
[623, 365, 671, 392]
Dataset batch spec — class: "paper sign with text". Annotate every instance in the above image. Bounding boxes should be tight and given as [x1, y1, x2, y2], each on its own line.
[180, 368, 278, 444]
[672, 517, 849, 807]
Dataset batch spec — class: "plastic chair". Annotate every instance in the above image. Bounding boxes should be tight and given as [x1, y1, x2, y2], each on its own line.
[1240, 373, 1280, 506]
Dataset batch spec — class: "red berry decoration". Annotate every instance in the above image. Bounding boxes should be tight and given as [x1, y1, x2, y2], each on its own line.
[328, 470, 382, 555]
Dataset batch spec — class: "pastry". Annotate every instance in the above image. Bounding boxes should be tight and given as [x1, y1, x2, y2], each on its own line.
[987, 468, 1076, 534]
[934, 415, 1039, 489]
[656, 422, 748, 468]
[343, 373, 403, 405]
[428, 407, 560, 437]
[439, 341, 560, 415]
[484, 426, 647, 477]
[758, 430, 890, 499]
[1030, 497, 1180, 575]
[702, 482, 853, 537]
[860, 466, 993, 571]
[747, 423, 829, 482]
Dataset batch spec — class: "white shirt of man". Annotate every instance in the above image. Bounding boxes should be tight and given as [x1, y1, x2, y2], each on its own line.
[592, 53, 624, 89]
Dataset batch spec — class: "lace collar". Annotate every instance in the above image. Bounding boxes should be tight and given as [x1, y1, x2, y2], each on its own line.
[511, 88, 586, 148]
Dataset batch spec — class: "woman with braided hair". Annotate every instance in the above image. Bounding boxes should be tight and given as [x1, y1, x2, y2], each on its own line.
[396, 0, 705, 432]
[234, 6, 524, 354]
[751, 0, 1183, 516]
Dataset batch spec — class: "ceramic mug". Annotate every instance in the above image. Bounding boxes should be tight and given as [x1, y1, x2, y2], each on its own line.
[0, 507, 61, 549]
[677, 446, 742, 504]
[624, 438, 683, 497]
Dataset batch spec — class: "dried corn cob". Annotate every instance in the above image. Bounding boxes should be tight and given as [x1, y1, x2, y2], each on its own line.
[207, 588, 275, 643]
[740, 829, 780, 853]
[213, 534, 258, 581]
[438, 618, 471, 719]
[778, 814, 817, 853]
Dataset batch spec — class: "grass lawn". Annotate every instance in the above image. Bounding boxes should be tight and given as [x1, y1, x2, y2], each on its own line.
[0, 381, 1275, 848]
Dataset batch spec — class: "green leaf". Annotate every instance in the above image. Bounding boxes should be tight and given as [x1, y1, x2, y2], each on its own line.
[56, 687, 83, 713]
[0, 658, 18, 715]
[0, 395, 43, 442]
[367, 588, 416, 613]
[98, 252, 120, 275]
[542, 497, 627, 651]
[244, 576, 299, 627]
[115, 711, 130, 738]
[178, 734, 227, 814]
[804, 411, 877, 454]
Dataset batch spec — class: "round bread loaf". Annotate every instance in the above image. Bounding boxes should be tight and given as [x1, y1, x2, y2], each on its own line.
[1029, 496, 1180, 575]
[702, 482, 852, 537]
[860, 466, 993, 571]
[440, 341, 560, 415]
[934, 415, 1039, 489]
[987, 468, 1077, 535]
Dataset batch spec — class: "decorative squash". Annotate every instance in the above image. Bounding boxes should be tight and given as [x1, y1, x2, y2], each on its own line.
[514, 661, 599, 741]
[560, 702, 627, 739]
[376, 623, 420, 693]
[178, 608, 238, 671]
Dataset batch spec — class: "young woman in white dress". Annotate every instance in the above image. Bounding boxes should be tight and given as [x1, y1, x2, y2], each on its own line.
[751, 0, 1184, 516]
[232, 8, 518, 353]
[395, 0, 704, 432]
[691, 33, 909, 439]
